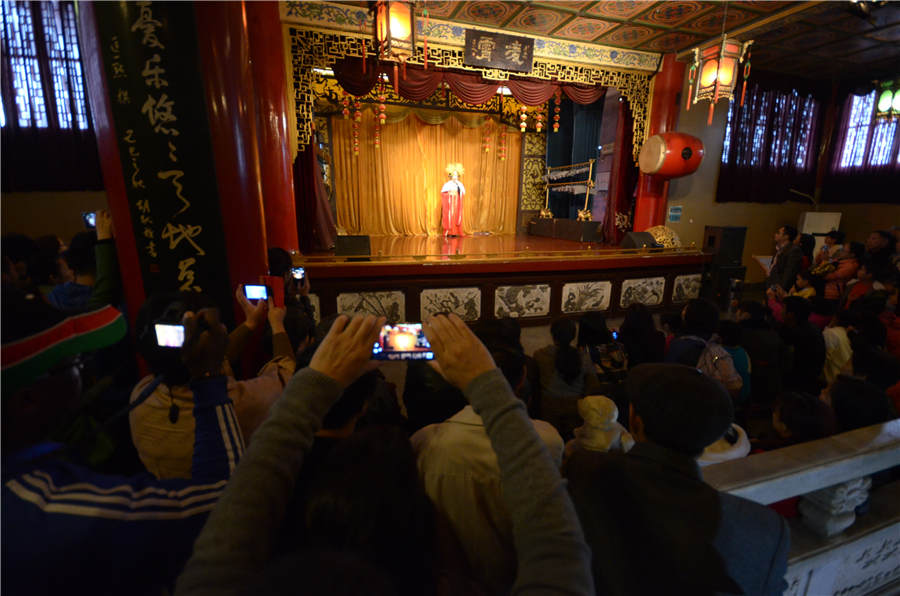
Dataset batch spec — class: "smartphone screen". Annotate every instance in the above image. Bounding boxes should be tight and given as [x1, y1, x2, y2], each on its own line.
[244, 284, 268, 301]
[372, 323, 434, 361]
[612, 330, 618, 340]
[291, 266, 305, 280]
[82, 212, 96, 229]
[154, 323, 185, 348]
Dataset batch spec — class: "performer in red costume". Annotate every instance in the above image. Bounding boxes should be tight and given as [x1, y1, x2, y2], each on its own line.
[441, 163, 465, 237]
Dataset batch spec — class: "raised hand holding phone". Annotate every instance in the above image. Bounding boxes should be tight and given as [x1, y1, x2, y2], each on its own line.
[309, 314, 384, 388]
[181, 308, 227, 380]
[423, 313, 496, 390]
[236, 285, 268, 331]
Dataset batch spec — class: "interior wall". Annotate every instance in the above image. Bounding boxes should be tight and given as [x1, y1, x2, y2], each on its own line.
[666, 71, 900, 284]
[2, 191, 109, 243]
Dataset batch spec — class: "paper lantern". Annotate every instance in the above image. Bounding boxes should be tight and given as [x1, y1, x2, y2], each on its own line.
[688, 36, 752, 125]
[375, 1, 416, 60]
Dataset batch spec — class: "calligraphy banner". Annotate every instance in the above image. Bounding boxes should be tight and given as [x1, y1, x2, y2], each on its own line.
[94, 1, 232, 313]
[463, 30, 534, 74]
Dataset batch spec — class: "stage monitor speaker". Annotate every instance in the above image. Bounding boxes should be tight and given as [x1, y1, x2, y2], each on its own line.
[620, 231, 660, 249]
[702, 265, 746, 311]
[335, 235, 371, 259]
[704, 226, 747, 266]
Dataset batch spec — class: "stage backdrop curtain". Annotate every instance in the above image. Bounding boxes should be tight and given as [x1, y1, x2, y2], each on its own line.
[331, 107, 521, 236]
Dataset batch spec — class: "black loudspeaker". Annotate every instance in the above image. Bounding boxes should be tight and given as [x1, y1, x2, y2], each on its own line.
[334, 235, 371, 256]
[703, 265, 746, 311]
[704, 226, 747, 266]
[620, 231, 660, 249]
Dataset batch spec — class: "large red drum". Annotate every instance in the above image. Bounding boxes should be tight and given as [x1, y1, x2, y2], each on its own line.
[638, 132, 705, 178]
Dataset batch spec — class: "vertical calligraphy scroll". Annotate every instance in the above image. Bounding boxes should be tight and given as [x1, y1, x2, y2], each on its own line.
[94, 2, 231, 313]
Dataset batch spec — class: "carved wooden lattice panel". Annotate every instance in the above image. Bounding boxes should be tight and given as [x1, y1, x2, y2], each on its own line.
[287, 28, 650, 161]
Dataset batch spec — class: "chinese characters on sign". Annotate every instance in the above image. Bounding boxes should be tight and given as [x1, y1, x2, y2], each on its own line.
[463, 30, 534, 74]
[96, 1, 232, 310]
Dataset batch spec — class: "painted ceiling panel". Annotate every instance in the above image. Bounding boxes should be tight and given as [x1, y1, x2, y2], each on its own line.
[596, 23, 659, 48]
[635, 1, 710, 28]
[552, 15, 619, 41]
[506, 6, 570, 34]
[585, 1, 655, 20]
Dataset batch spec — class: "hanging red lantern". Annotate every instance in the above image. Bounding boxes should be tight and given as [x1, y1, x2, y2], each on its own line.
[354, 99, 362, 122]
[535, 112, 543, 133]
[342, 91, 350, 119]
[553, 89, 561, 133]
[519, 105, 528, 133]
[498, 131, 507, 161]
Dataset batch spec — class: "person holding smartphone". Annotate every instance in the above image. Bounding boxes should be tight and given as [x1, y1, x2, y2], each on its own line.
[129, 288, 295, 480]
[47, 210, 120, 312]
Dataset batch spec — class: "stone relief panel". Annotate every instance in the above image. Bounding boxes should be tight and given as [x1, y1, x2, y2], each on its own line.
[307, 293, 320, 323]
[337, 291, 404, 323]
[494, 284, 551, 318]
[620, 277, 665, 308]
[561, 281, 612, 313]
[672, 274, 702, 303]
[420, 287, 481, 321]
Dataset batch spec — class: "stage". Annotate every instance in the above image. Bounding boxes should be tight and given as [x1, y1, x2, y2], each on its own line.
[298, 233, 710, 326]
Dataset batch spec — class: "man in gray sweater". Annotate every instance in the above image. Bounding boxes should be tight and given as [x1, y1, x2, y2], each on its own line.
[175, 313, 594, 595]
[767, 225, 803, 292]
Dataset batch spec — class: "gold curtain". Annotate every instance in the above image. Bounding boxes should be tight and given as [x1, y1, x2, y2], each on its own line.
[332, 107, 522, 236]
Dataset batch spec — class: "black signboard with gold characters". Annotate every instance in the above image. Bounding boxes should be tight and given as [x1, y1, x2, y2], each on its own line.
[463, 30, 534, 74]
[94, 1, 231, 313]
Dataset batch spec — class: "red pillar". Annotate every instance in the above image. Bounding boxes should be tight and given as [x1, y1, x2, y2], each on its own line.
[194, 1, 268, 298]
[77, 2, 145, 325]
[633, 53, 685, 232]
[246, 1, 299, 252]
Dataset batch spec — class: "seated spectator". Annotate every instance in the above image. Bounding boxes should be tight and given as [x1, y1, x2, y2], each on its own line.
[697, 423, 751, 467]
[660, 310, 682, 354]
[564, 363, 789, 595]
[736, 300, 787, 403]
[411, 345, 563, 594]
[666, 298, 743, 397]
[175, 314, 594, 595]
[719, 320, 751, 407]
[767, 270, 819, 324]
[780, 296, 826, 395]
[815, 230, 845, 266]
[842, 262, 888, 310]
[764, 392, 837, 450]
[819, 242, 863, 302]
[129, 288, 294, 479]
[565, 394, 633, 463]
[864, 230, 894, 272]
[828, 375, 895, 433]
[797, 233, 815, 271]
[577, 312, 628, 382]
[47, 211, 120, 312]
[403, 359, 468, 434]
[476, 318, 540, 417]
[1, 233, 37, 291]
[848, 313, 900, 392]
[618, 303, 666, 367]
[29, 235, 71, 297]
[823, 310, 854, 384]
[2, 297, 239, 595]
[535, 317, 600, 438]
[879, 282, 900, 359]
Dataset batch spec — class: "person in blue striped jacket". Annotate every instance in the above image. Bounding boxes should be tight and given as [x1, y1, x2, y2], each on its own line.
[1, 286, 241, 596]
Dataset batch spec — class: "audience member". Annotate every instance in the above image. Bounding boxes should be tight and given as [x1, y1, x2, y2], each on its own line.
[736, 300, 787, 403]
[767, 270, 819, 325]
[848, 313, 900, 392]
[697, 423, 751, 467]
[815, 230, 845, 266]
[767, 224, 802, 292]
[618, 303, 666, 367]
[576, 312, 628, 381]
[476, 318, 540, 416]
[660, 310, 682, 354]
[797, 233, 815, 271]
[47, 211, 120, 312]
[565, 394, 633, 462]
[564, 364, 789, 596]
[823, 310, 854, 384]
[535, 317, 600, 438]
[780, 296, 826, 395]
[1, 233, 37, 291]
[410, 345, 563, 593]
[666, 299, 743, 397]
[767, 392, 837, 449]
[175, 314, 595, 595]
[718, 320, 751, 406]
[820, 242, 863, 302]
[828, 375, 895, 433]
[842, 262, 888, 310]
[129, 288, 294, 479]
[2, 300, 240, 595]
[864, 230, 894, 272]
[403, 359, 468, 434]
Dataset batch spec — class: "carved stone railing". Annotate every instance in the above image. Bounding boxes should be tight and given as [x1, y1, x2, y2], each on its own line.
[704, 420, 900, 596]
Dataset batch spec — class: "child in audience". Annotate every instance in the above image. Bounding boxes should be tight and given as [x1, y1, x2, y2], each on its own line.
[718, 320, 751, 407]
[577, 312, 628, 382]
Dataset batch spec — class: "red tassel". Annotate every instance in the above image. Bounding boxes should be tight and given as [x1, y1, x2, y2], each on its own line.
[393, 63, 399, 94]
[424, 38, 428, 69]
[362, 40, 367, 74]
[686, 84, 693, 111]
[740, 80, 747, 107]
[400, 58, 406, 80]
[708, 102, 715, 125]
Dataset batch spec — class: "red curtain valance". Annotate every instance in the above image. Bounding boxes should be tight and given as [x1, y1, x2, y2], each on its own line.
[332, 58, 605, 106]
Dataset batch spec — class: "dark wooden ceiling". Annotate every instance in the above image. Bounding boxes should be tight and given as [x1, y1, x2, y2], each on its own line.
[348, 1, 900, 80]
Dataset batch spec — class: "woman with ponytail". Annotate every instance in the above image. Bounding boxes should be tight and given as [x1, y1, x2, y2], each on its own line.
[534, 317, 599, 439]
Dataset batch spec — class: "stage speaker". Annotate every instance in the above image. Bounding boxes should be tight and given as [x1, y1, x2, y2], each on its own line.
[335, 235, 371, 257]
[620, 232, 660, 249]
[704, 226, 746, 266]
[702, 265, 746, 311]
